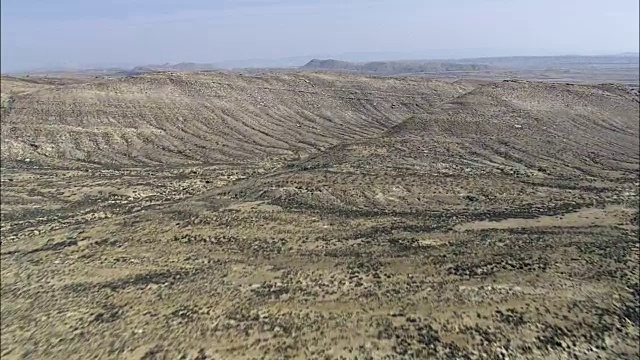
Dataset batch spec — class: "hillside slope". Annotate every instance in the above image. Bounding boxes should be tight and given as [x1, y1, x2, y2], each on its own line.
[306, 81, 639, 177]
[217, 80, 639, 214]
[0, 72, 473, 168]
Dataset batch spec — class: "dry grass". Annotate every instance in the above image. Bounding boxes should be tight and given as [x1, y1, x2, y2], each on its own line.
[1, 72, 639, 359]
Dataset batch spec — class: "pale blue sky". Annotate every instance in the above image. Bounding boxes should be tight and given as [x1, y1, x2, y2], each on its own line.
[1, 0, 638, 71]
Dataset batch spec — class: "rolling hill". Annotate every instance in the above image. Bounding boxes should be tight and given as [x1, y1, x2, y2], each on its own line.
[0, 72, 473, 168]
[210, 80, 639, 217]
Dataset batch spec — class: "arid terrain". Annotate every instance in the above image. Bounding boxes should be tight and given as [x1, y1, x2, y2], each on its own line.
[1, 70, 639, 359]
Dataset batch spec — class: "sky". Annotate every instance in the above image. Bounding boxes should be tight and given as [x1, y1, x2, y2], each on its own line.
[1, 0, 639, 72]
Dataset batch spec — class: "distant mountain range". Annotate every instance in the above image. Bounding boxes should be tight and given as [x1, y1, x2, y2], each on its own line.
[451, 54, 639, 68]
[301, 59, 491, 74]
[126, 62, 219, 75]
[299, 54, 639, 75]
[5, 53, 637, 76]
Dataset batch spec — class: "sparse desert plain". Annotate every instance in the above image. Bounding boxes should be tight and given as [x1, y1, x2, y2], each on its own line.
[1, 70, 639, 359]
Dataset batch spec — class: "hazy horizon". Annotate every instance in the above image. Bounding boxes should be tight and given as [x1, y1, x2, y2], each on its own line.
[2, 0, 639, 72]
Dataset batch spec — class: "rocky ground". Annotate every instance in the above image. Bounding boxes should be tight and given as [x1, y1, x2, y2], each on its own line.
[1, 72, 639, 359]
